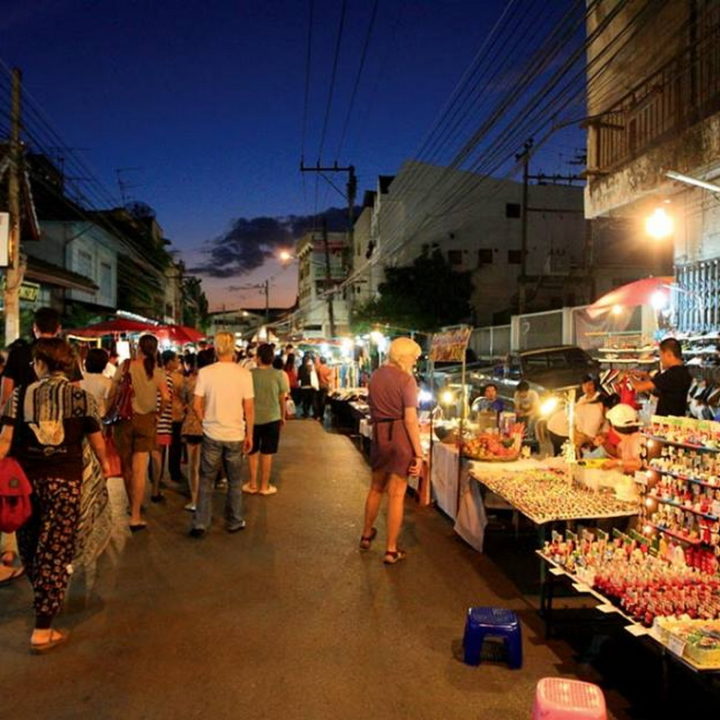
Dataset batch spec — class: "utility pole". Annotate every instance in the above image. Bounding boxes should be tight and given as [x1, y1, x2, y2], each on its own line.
[300, 161, 356, 331]
[321, 217, 336, 338]
[263, 278, 269, 324]
[4, 68, 23, 344]
[516, 139, 533, 314]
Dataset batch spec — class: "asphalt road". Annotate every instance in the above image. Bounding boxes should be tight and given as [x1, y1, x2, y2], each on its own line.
[0, 419, 655, 719]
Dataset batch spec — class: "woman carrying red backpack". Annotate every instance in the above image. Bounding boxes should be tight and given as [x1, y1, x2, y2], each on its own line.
[0, 338, 110, 653]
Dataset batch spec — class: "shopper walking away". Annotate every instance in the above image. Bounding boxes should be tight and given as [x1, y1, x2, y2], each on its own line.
[360, 337, 423, 565]
[244, 343, 289, 496]
[80, 348, 112, 418]
[181, 354, 204, 512]
[190, 332, 254, 537]
[0, 338, 110, 653]
[284, 353, 299, 410]
[297, 354, 318, 418]
[166, 350, 187, 485]
[111, 334, 169, 531]
[150, 353, 176, 503]
[314, 356, 333, 422]
[628, 337, 691, 417]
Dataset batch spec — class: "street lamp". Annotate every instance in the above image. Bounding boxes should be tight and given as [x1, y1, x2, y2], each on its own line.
[278, 250, 294, 262]
[645, 207, 673, 239]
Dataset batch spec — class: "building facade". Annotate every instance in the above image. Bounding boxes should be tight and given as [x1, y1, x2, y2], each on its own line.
[295, 229, 350, 338]
[585, 0, 720, 332]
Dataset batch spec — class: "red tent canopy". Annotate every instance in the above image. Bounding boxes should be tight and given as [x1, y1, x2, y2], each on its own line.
[587, 276, 674, 318]
[157, 324, 205, 344]
[68, 318, 159, 337]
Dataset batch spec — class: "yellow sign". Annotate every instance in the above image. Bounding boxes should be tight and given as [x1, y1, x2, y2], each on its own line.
[429, 326, 472, 362]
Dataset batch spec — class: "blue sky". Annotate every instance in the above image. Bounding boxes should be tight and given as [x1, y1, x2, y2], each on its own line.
[2, 0, 584, 310]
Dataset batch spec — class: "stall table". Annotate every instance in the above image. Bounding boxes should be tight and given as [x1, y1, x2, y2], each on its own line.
[460, 460, 640, 554]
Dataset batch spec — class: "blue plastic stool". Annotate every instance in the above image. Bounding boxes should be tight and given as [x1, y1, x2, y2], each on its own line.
[463, 606, 522, 669]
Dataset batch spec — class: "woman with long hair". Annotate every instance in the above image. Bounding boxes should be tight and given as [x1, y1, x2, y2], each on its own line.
[0, 338, 110, 652]
[111, 334, 169, 531]
[360, 337, 423, 564]
[180, 353, 205, 512]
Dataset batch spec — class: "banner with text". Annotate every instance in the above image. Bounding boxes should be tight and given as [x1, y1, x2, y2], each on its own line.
[429, 326, 472, 363]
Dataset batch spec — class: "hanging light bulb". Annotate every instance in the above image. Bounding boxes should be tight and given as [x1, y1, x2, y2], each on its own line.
[645, 207, 674, 239]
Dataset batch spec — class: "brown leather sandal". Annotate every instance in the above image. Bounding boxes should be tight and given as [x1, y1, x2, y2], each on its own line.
[359, 527, 377, 550]
[383, 549, 407, 565]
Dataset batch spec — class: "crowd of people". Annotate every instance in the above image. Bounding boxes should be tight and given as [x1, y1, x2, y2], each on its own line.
[0, 307, 344, 653]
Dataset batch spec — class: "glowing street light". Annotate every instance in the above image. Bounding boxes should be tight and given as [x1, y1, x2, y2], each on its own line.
[278, 250, 294, 262]
[645, 207, 674, 239]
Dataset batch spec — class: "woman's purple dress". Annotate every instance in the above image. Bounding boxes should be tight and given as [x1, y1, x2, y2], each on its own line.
[368, 365, 418, 476]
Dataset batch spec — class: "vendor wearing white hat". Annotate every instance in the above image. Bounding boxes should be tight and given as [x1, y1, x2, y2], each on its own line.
[602, 404, 644, 473]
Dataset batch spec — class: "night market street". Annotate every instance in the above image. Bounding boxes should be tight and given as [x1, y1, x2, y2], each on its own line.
[0, 418, 630, 720]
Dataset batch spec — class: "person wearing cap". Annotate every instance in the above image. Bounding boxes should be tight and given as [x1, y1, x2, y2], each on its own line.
[360, 337, 423, 565]
[628, 337, 691, 417]
[602, 404, 644, 473]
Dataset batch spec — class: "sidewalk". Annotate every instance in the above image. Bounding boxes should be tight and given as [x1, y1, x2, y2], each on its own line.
[1, 419, 626, 720]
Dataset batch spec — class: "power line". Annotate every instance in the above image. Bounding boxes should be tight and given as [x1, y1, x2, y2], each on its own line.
[333, 0, 379, 163]
[317, 0, 347, 162]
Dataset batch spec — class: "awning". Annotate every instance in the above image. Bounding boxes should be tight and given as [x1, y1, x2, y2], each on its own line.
[25, 255, 98, 292]
[157, 324, 205, 344]
[69, 318, 159, 336]
[587, 276, 674, 318]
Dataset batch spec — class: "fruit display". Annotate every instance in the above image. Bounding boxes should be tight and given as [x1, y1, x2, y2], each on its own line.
[472, 465, 639, 524]
[463, 424, 525, 461]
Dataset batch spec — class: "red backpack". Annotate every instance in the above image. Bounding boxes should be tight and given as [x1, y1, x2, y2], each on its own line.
[0, 457, 32, 533]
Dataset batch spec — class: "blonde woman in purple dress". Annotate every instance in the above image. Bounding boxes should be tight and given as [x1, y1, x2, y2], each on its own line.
[360, 337, 423, 564]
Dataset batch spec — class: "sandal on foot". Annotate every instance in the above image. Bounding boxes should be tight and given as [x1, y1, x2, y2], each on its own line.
[259, 485, 278, 496]
[383, 549, 407, 565]
[0, 565, 25, 586]
[242, 483, 259, 494]
[30, 629, 69, 654]
[359, 527, 377, 550]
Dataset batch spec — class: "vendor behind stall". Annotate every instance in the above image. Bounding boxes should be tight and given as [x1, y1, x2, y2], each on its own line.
[478, 383, 504, 414]
[602, 404, 644, 473]
[513, 380, 540, 435]
[628, 337, 691, 417]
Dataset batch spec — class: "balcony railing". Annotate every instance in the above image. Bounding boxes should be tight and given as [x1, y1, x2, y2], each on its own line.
[589, 9, 720, 175]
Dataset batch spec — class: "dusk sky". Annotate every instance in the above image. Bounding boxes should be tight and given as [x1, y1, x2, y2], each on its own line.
[1, 1, 584, 311]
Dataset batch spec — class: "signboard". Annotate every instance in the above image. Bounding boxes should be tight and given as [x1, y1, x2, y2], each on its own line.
[0, 276, 40, 302]
[0, 212, 8, 267]
[429, 326, 472, 362]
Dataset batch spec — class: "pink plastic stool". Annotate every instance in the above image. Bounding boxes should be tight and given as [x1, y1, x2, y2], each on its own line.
[532, 678, 607, 720]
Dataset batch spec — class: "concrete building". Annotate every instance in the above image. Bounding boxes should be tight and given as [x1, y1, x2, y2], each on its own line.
[351, 161, 594, 325]
[295, 229, 350, 338]
[585, 0, 720, 332]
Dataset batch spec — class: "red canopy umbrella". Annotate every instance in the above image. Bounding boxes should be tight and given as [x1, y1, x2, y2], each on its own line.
[586, 276, 674, 318]
[158, 324, 205, 344]
[68, 318, 159, 337]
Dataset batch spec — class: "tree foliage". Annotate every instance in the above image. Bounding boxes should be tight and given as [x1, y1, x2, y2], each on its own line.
[351, 248, 472, 333]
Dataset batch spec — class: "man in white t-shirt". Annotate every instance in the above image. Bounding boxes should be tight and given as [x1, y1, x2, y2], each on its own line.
[190, 332, 255, 536]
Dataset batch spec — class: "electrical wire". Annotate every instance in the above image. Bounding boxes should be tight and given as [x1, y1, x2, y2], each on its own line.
[317, 0, 347, 163]
[333, 0, 379, 163]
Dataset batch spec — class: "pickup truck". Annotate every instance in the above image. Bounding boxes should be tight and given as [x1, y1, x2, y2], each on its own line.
[430, 345, 599, 407]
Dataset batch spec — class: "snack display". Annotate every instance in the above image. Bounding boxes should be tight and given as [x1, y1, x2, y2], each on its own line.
[543, 530, 720, 627]
[647, 415, 720, 451]
[655, 618, 720, 668]
[472, 465, 639, 524]
[643, 420, 720, 556]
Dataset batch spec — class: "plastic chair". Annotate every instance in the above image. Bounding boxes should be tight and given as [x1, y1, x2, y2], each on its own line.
[532, 678, 607, 719]
[462, 606, 522, 669]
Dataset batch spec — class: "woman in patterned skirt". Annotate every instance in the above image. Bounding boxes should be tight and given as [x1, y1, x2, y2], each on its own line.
[0, 338, 110, 653]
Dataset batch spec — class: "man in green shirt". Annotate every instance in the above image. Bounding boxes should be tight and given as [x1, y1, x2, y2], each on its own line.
[243, 343, 290, 496]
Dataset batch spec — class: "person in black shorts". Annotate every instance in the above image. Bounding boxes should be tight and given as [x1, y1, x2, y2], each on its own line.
[244, 344, 289, 496]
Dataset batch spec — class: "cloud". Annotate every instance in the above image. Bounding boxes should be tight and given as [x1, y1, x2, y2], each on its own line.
[190, 207, 358, 279]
